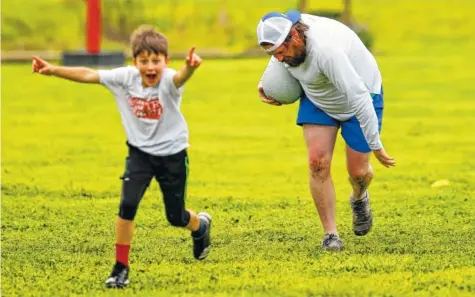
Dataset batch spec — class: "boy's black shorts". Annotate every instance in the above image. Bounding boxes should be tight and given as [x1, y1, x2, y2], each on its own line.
[119, 142, 189, 223]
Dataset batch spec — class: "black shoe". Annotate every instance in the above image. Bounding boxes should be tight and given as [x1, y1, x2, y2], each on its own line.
[192, 212, 212, 260]
[105, 261, 129, 288]
[321, 233, 344, 251]
[350, 191, 373, 236]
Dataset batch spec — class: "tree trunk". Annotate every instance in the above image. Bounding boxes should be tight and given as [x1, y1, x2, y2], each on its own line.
[342, 0, 352, 25]
[298, 0, 308, 13]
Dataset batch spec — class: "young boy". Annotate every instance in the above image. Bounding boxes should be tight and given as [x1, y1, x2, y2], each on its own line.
[32, 25, 212, 288]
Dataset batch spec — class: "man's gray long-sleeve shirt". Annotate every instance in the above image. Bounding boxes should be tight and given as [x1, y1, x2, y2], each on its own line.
[282, 14, 383, 150]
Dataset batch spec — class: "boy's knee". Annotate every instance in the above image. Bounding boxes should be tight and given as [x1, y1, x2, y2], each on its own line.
[166, 210, 190, 227]
[119, 203, 138, 220]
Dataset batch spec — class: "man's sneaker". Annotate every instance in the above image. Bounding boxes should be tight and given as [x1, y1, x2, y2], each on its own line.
[350, 191, 373, 236]
[105, 261, 129, 288]
[192, 212, 212, 260]
[321, 233, 344, 251]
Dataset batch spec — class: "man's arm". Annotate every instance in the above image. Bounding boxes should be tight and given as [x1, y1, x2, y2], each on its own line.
[173, 47, 202, 88]
[32, 56, 99, 84]
[320, 49, 395, 167]
[320, 49, 382, 150]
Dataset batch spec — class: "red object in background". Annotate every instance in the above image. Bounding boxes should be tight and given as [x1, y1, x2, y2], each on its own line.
[87, 0, 101, 53]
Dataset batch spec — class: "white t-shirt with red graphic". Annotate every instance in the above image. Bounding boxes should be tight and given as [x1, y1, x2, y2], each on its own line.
[98, 66, 189, 156]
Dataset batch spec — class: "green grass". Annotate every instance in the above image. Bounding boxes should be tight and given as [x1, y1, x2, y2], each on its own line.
[2, 52, 475, 296]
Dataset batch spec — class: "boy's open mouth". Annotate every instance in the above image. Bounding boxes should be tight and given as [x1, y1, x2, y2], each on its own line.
[146, 74, 157, 81]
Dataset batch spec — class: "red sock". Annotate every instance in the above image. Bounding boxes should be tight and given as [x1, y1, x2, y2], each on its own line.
[115, 244, 130, 266]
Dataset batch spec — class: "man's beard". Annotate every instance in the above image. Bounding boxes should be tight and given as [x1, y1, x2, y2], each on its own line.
[283, 48, 307, 67]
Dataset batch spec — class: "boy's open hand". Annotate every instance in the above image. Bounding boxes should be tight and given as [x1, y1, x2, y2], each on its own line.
[32, 56, 54, 75]
[185, 47, 202, 69]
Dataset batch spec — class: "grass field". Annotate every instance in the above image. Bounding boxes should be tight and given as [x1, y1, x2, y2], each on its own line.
[2, 1, 475, 296]
[2, 53, 475, 296]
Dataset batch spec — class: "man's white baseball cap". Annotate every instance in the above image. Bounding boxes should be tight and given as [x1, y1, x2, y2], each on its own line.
[256, 10, 302, 52]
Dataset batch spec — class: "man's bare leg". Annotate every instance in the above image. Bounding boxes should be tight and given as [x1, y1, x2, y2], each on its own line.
[303, 124, 343, 250]
[346, 145, 374, 236]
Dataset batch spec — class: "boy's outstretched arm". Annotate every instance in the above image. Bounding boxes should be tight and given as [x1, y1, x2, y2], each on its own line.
[32, 56, 100, 84]
[173, 46, 202, 88]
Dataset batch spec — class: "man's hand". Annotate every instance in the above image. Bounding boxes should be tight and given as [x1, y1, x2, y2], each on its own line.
[258, 82, 282, 106]
[185, 46, 202, 69]
[373, 148, 396, 167]
[32, 56, 55, 75]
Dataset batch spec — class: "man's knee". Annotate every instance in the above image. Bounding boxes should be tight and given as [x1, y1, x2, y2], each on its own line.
[166, 210, 190, 227]
[348, 164, 373, 180]
[309, 152, 332, 180]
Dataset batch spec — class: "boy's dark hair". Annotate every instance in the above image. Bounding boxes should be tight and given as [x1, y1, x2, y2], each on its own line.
[130, 25, 168, 58]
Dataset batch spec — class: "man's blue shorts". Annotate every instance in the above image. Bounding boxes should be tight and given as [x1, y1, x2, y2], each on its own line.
[296, 89, 384, 153]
